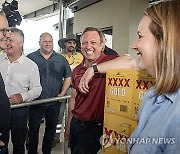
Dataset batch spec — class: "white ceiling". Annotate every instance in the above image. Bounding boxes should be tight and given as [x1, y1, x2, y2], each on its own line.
[0, 0, 156, 17]
[0, 0, 55, 16]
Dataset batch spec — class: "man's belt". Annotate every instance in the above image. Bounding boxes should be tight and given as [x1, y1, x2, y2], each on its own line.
[74, 117, 103, 126]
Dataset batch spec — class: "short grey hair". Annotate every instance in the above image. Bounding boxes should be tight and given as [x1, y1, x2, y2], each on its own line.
[10, 27, 24, 42]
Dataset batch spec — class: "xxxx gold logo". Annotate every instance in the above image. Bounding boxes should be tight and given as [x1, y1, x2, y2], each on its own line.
[136, 80, 155, 90]
[108, 78, 130, 87]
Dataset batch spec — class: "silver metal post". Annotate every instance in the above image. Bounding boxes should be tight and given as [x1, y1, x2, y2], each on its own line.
[64, 98, 69, 154]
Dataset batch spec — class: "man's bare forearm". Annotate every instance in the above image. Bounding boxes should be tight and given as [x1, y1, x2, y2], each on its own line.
[97, 56, 137, 73]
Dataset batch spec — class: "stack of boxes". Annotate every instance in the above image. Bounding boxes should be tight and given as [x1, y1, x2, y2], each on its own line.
[102, 69, 155, 154]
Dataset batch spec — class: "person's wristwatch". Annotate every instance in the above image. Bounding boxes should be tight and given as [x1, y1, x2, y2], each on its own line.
[91, 63, 99, 74]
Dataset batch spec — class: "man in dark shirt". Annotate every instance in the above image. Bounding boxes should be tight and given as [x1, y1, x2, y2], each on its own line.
[104, 45, 118, 55]
[0, 10, 11, 154]
[65, 27, 118, 154]
[102, 34, 118, 55]
[27, 32, 71, 154]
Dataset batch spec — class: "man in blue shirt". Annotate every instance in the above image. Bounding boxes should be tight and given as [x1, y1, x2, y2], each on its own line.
[27, 32, 71, 154]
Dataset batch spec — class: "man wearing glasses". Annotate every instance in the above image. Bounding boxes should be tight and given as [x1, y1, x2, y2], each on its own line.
[0, 10, 11, 154]
[0, 27, 42, 154]
[0, 27, 10, 54]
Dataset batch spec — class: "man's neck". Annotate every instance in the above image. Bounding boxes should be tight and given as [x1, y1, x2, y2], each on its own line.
[84, 52, 102, 67]
[66, 50, 73, 57]
[7, 53, 22, 63]
[40, 50, 53, 60]
[84, 59, 96, 68]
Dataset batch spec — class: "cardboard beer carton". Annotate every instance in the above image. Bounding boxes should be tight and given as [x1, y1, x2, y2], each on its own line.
[102, 69, 155, 154]
[102, 113, 137, 154]
[105, 69, 155, 121]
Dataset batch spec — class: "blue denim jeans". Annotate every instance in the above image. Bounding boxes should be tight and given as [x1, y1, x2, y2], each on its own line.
[70, 117, 103, 154]
[10, 107, 29, 154]
[28, 103, 60, 154]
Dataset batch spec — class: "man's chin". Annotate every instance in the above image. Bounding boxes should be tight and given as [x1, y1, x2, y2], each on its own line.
[68, 48, 75, 52]
[86, 57, 96, 63]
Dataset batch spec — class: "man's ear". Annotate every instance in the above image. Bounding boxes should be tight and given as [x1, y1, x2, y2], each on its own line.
[100, 42, 105, 51]
[21, 41, 24, 47]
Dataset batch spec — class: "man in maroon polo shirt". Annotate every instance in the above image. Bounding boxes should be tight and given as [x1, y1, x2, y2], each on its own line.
[65, 27, 118, 154]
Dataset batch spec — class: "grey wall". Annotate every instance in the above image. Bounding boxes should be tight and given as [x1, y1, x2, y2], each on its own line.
[73, 0, 148, 59]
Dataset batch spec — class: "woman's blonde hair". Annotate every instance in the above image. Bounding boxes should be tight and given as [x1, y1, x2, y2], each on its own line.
[144, 0, 180, 94]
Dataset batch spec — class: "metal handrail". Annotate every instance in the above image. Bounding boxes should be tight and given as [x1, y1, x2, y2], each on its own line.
[11, 95, 71, 108]
[11, 95, 71, 154]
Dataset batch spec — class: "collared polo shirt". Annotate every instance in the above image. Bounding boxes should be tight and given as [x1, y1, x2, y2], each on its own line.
[27, 50, 71, 101]
[72, 52, 118, 121]
[60, 50, 84, 70]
